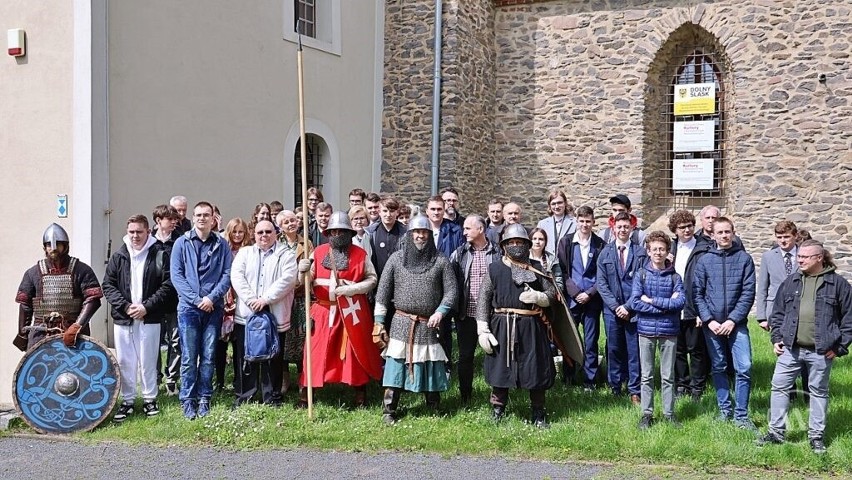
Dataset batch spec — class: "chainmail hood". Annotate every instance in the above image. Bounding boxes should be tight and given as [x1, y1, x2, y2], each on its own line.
[402, 230, 438, 273]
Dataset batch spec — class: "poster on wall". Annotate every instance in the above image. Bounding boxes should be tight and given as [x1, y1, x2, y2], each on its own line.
[672, 158, 714, 190]
[673, 120, 715, 152]
[673, 82, 715, 115]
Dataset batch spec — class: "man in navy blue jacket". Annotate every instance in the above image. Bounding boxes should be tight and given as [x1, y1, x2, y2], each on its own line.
[426, 195, 464, 368]
[556, 206, 605, 389]
[171, 201, 232, 420]
[692, 216, 756, 430]
[596, 212, 647, 402]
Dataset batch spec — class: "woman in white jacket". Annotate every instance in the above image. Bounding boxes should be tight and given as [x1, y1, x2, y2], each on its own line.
[229, 220, 298, 407]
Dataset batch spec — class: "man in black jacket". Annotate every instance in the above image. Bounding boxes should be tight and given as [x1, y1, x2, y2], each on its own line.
[758, 240, 852, 454]
[668, 210, 710, 401]
[450, 214, 501, 403]
[103, 214, 176, 422]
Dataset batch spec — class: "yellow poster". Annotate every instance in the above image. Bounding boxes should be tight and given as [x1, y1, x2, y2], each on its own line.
[673, 82, 716, 116]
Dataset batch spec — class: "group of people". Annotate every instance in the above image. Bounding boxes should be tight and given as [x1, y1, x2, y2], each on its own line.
[13, 189, 851, 454]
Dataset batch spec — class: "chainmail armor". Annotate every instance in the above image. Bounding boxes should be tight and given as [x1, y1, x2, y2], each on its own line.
[320, 236, 351, 271]
[401, 231, 438, 274]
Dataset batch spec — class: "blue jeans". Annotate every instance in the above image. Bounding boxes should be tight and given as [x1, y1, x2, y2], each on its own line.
[178, 307, 222, 403]
[603, 311, 640, 395]
[704, 323, 752, 420]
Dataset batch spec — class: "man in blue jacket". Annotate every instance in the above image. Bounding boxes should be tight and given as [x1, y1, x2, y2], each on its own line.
[170, 201, 232, 420]
[597, 212, 647, 403]
[426, 195, 464, 370]
[692, 216, 756, 430]
[757, 240, 852, 454]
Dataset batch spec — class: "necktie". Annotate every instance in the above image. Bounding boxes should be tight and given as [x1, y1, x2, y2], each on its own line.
[784, 252, 792, 276]
[618, 245, 627, 271]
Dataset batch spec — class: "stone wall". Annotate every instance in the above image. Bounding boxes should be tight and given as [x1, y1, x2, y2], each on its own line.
[382, 0, 851, 271]
[382, 0, 497, 209]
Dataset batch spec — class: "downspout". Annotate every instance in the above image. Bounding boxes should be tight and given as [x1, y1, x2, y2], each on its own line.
[429, 0, 443, 195]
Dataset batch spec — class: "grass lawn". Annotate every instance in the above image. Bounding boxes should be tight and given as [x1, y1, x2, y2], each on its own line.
[15, 321, 851, 475]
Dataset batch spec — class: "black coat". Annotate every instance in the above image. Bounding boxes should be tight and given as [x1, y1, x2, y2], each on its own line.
[102, 242, 176, 325]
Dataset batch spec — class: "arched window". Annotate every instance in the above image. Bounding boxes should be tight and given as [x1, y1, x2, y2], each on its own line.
[642, 25, 729, 219]
[667, 50, 726, 201]
[293, 133, 324, 208]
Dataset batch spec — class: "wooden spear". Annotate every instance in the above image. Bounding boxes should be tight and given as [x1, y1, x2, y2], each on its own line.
[296, 21, 314, 419]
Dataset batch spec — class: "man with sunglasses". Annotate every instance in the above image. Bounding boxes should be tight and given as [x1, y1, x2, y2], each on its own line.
[230, 220, 297, 407]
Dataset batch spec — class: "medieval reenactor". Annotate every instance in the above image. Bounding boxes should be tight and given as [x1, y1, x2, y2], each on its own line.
[373, 215, 458, 425]
[14, 223, 103, 351]
[298, 212, 383, 408]
[476, 223, 557, 428]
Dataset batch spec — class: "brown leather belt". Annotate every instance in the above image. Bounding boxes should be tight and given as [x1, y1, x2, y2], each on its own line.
[396, 309, 430, 376]
[494, 307, 542, 317]
[317, 299, 336, 307]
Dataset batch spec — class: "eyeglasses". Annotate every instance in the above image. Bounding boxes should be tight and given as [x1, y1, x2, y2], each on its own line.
[443, 198, 458, 203]
[676, 224, 694, 230]
[550, 201, 565, 206]
[255, 230, 274, 235]
[351, 217, 368, 222]
[797, 254, 821, 260]
[307, 197, 319, 202]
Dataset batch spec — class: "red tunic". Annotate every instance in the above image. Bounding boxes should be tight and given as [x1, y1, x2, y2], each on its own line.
[300, 244, 382, 387]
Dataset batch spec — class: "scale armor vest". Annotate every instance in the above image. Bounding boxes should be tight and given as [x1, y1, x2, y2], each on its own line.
[32, 258, 83, 321]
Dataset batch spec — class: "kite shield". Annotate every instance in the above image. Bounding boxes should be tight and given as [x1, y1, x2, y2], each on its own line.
[13, 335, 120, 434]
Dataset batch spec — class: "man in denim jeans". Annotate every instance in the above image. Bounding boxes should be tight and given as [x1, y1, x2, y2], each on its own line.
[692, 217, 756, 430]
[757, 240, 852, 454]
[170, 201, 232, 419]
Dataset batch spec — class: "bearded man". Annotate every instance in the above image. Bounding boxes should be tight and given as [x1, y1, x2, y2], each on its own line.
[476, 223, 557, 428]
[373, 215, 458, 425]
[298, 211, 383, 408]
[15, 223, 103, 350]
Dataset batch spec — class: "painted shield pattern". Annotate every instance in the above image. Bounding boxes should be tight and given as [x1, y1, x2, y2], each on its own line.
[13, 335, 120, 434]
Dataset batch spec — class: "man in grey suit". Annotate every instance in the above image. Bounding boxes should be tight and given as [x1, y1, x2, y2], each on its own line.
[757, 220, 807, 397]
[757, 221, 800, 330]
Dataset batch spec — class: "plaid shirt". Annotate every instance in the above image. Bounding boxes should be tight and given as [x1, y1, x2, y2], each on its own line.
[466, 247, 488, 318]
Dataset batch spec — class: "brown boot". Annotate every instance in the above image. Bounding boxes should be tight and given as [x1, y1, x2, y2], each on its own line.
[353, 386, 367, 408]
[382, 388, 400, 425]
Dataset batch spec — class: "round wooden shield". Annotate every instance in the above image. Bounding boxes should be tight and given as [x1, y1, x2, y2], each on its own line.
[13, 334, 120, 434]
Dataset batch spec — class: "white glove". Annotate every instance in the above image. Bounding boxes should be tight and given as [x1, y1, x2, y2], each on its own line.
[478, 333, 499, 355]
[519, 289, 549, 307]
[298, 259, 312, 273]
[334, 284, 356, 297]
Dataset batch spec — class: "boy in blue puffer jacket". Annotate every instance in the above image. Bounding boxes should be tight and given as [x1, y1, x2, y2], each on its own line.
[631, 231, 685, 429]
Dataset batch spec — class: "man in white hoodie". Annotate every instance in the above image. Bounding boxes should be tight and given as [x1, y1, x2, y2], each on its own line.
[102, 215, 176, 422]
[230, 220, 298, 407]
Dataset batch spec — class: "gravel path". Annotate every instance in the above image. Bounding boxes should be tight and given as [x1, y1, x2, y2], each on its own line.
[0, 435, 611, 479]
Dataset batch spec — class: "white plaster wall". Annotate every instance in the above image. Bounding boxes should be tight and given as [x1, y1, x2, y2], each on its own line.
[106, 0, 384, 237]
[0, 1, 75, 404]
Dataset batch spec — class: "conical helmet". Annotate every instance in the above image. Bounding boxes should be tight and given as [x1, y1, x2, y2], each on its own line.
[324, 211, 355, 232]
[42, 223, 70, 249]
[408, 215, 430, 231]
[500, 223, 531, 246]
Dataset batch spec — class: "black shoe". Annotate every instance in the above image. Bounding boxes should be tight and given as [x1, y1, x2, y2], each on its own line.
[809, 437, 827, 454]
[531, 408, 549, 429]
[113, 402, 134, 423]
[638, 414, 653, 430]
[675, 388, 687, 399]
[691, 391, 703, 402]
[142, 400, 160, 417]
[756, 432, 784, 446]
[663, 415, 682, 429]
[492, 405, 505, 422]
